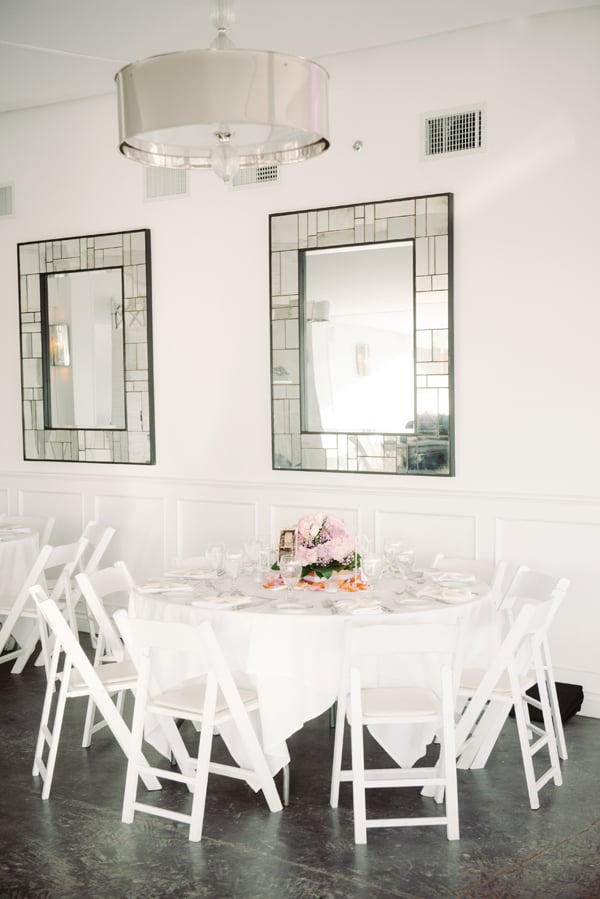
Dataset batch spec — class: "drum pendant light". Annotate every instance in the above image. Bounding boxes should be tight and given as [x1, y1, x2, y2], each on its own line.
[115, 0, 330, 181]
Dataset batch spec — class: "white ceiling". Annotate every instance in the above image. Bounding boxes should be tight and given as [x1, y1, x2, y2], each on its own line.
[0, 0, 596, 114]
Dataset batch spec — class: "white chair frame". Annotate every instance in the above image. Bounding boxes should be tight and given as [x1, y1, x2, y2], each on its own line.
[498, 566, 570, 760]
[29, 586, 160, 800]
[0, 537, 88, 673]
[330, 620, 460, 844]
[114, 611, 282, 842]
[74, 562, 135, 748]
[432, 554, 508, 608]
[455, 597, 564, 810]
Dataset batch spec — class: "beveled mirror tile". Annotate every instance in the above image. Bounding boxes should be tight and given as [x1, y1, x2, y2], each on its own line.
[435, 235, 448, 273]
[271, 213, 299, 250]
[303, 448, 327, 469]
[280, 250, 299, 294]
[328, 206, 355, 231]
[388, 216, 415, 239]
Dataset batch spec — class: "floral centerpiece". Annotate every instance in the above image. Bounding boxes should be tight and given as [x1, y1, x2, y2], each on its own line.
[293, 513, 359, 579]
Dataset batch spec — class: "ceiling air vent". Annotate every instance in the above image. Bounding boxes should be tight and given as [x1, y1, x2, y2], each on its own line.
[425, 108, 484, 157]
[144, 167, 189, 200]
[231, 163, 280, 189]
[0, 183, 15, 217]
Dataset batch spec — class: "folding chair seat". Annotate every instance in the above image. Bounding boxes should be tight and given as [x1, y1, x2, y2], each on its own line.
[0, 537, 88, 673]
[29, 586, 160, 800]
[432, 554, 507, 607]
[0, 514, 56, 547]
[330, 620, 460, 844]
[454, 593, 565, 809]
[114, 611, 283, 842]
[74, 562, 136, 747]
[497, 567, 570, 760]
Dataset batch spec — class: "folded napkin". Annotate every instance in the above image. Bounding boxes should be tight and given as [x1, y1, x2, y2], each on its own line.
[432, 571, 476, 584]
[164, 568, 218, 580]
[333, 598, 384, 615]
[0, 525, 31, 534]
[137, 581, 194, 594]
[192, 594, 252, 609]
[415, 585, 472, 603]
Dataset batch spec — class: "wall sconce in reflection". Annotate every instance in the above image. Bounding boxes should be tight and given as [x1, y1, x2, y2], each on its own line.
[355, 343, 371, 376]
[49, 323, 71, 367]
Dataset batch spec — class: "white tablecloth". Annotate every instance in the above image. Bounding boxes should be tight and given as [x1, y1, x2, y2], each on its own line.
[0, 530, 40, 666]
[0, 531, 39, 596]
[129, 574, 500, 775]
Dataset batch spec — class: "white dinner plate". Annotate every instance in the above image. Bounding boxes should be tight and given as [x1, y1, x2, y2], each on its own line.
[275, 601, 314, 613]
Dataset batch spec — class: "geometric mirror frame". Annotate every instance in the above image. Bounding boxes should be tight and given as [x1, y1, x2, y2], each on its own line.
[17, 228, 155, 464]
[269, 193, 454, 475]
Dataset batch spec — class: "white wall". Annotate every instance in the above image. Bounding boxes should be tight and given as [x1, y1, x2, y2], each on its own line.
[1, 8, 599, 714]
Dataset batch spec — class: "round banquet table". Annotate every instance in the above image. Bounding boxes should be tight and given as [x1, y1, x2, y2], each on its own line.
[128, 572, 501, 778]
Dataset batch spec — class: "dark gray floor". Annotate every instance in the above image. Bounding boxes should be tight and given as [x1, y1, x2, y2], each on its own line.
[1, 655, 599, 899]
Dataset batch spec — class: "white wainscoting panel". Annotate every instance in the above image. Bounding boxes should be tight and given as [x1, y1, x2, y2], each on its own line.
[1, 470, 598, 717]
[176, 498, 257, 561]
[498, 515, 600, 713]
[94, 493, 166, 580]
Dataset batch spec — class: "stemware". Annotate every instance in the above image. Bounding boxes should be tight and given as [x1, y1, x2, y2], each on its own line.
[206, 543, 225, 575]
[361, 554, 385, 590]
[224, 552, 242, 584]
[279, 557, 303, 600]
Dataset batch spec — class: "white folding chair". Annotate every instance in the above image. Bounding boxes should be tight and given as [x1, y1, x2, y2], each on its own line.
[455, 594, 565, 810]
[0, 537, 88, 674]
[498, 566, 570, 760]
[74, 562, 135, 747]
[29, 586, 160, 800]
[432, 554, 507, 607]
[69, 521, 116, 638]
[330, 620, 460, 844]
[0, 514, 55, 547]
[114, 611, 282, 842]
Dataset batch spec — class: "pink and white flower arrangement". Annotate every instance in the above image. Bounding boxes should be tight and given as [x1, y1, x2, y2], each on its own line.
[294, 513, 357, 576]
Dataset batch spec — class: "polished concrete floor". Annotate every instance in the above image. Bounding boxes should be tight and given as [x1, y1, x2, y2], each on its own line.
[0, 655, 599, 899]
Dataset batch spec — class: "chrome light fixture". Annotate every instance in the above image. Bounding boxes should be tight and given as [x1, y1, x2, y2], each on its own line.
[115, 0, 330, 182]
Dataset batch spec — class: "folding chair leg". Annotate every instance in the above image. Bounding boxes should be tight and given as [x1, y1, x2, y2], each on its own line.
[545, 673, 568, 759]
[330, 694, 347, 808]
[39, 673, 71, 800]
[350, 672, 367, 845]
[10, 625, 40, 674]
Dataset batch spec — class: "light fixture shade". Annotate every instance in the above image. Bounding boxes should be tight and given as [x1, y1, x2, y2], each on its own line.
[115, 48, 329, 171]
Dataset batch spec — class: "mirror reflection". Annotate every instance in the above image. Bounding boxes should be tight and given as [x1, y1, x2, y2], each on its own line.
[302, 241, 415, 434]
[44, 269, 126, 429]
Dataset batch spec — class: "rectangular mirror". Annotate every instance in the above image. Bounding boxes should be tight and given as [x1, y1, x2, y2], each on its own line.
[18, 229, 155, 464]
[270, 194, 453, 475]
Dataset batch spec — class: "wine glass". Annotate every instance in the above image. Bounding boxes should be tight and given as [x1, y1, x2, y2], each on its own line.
[361, 553, 385, 590]
[224, 552, 242, 585]
[279, 557, 303, 599]
[384, 541, 405, 578]
[206, 543, 225, 575]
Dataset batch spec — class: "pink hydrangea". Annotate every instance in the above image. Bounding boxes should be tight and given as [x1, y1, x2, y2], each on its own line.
[295, 513, 356, 569]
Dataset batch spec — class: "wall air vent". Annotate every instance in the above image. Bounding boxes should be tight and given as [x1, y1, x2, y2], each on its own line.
[231, 163, 280, 189]
[144, 167, 189, 200]
[425, 108, 484, 157]
[0, 183, 15, 217]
